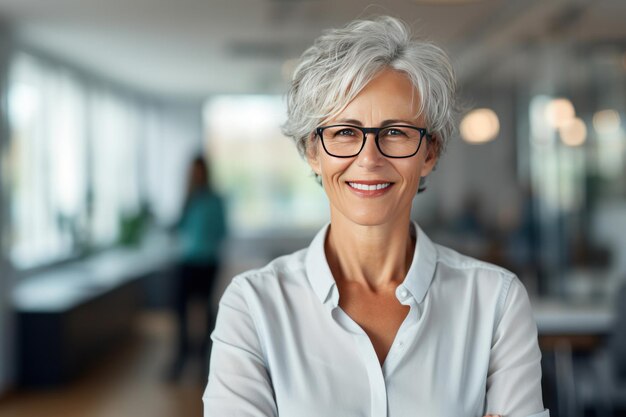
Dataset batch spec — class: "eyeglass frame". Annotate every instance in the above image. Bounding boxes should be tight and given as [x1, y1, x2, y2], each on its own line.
[315, 124, 433, 159]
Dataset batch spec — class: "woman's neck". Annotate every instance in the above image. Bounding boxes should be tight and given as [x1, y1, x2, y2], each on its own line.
[325, 213, 415, 292]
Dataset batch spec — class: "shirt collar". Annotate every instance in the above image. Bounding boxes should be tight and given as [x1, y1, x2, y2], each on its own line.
[304, 223, 338, 307]
[404, 221, 438, 304]
[304, 221, 438, 307]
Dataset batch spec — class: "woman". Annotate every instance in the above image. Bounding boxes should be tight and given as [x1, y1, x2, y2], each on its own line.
[169, 155, 227, 380]
[204, 16, 548, 417]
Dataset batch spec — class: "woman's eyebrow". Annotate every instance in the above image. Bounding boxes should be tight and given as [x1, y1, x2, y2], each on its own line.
[380, 119, 415, 126]
[333, 118, 416, 126]
[334, 118, 363, 126]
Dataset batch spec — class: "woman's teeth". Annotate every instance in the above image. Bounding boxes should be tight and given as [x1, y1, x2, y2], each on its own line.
[348, 182, 391, 191]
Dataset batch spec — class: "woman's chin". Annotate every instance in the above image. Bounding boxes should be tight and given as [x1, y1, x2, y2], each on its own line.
[336, 211, 398, 227]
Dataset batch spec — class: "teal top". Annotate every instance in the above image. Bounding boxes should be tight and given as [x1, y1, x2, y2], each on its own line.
[178, 188, 227, 265]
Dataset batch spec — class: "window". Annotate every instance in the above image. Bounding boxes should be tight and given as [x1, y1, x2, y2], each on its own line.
[7, 53, 147, 268]
[8, 54, 88, 268]
[204, 95, 328, 235]
[88, 92, 141, 245]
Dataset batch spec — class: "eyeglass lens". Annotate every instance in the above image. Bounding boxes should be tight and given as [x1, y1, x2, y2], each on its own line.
[320, 125, 423, 157]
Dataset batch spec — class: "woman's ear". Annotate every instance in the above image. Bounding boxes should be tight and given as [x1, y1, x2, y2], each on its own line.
[419, 137, 439, 177]
[306, 135, 322, 176]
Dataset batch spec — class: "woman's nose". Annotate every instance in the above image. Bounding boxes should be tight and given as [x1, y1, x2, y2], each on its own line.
[355, 133, 384, 168]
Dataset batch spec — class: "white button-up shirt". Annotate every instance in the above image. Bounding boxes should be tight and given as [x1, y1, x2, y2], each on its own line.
[204, 223, 549, 417]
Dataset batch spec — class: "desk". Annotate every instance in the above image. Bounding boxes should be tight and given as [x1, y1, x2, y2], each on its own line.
[532, 298, 618, 416]
[532, 298, 614, 351]
[12, 238, 178, 387]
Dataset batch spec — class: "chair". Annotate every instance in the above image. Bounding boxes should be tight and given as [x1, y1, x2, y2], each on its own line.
[561, 280, 626, 417]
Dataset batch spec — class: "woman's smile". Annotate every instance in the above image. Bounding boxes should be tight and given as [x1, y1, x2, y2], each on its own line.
[346, 180, 395, 197]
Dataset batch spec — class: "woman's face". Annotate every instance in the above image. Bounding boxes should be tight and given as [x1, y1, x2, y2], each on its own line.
[307, 69, 438, 227]
[191, 161, 207, 188]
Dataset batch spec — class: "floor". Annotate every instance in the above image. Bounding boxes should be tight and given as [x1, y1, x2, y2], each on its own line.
[0, 311, 205, 417]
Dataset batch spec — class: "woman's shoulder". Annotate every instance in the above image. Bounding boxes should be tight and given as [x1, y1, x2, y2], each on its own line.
[218, 247, 321, 324]
[430, 243, 531, 331]
[434, 242, 516, 278]
[226, 248, 310, 295]
[431, 242, 518, 298]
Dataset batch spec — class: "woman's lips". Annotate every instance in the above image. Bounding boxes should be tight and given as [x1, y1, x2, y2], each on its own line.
[346, 181, 394, 197]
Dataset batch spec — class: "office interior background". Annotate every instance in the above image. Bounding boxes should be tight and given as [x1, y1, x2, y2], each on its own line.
[0, 0, 625, 416]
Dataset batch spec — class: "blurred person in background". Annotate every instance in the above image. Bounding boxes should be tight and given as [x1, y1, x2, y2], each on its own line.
[169, 154, 227, 381]
[204, 16, 547, 417]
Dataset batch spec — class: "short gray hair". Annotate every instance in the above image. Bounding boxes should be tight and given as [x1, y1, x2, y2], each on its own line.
[282, 15, 457, 159]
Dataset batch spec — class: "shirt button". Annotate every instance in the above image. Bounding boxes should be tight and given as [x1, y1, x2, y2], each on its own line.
[398, 288, 408, 298]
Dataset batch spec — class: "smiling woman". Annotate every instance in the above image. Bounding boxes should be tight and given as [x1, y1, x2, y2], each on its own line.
[204, 16, 549, 417]
[306, 69, 436, 228]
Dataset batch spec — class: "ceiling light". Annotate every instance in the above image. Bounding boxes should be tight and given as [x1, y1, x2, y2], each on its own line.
[545, 98, 575, 129]
[559, 117, 587, 146]
[593, 109, 621, 135]
[460, 108, 500, 144]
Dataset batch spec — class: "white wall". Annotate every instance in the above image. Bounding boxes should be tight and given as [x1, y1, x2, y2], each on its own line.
[418, 87, 521, 228]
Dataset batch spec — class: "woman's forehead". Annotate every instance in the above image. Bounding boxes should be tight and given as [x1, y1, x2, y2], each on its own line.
[331, 69, 422, 122]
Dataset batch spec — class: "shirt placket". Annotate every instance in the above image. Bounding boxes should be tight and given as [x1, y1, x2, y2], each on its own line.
[383, 285, 420, 373]
[356, 333, 388, 417]
[328, 283, 422, 417]
[333, 307, 388, 417]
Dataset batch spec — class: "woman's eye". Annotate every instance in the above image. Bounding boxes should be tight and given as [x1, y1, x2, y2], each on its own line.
[336, 128, 356, 136]
[385, 128, 406, 136]
[382, 128, 408, 138]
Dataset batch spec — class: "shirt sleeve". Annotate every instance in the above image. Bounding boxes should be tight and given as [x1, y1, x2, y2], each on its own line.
[484, 276, 550, 417]
[203, 277, 278, 417]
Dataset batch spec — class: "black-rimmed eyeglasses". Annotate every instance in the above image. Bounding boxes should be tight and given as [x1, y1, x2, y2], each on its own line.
[316, 124, 432, 158]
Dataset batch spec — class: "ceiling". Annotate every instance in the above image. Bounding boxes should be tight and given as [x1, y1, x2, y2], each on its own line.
[0, 0, 624, 100]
